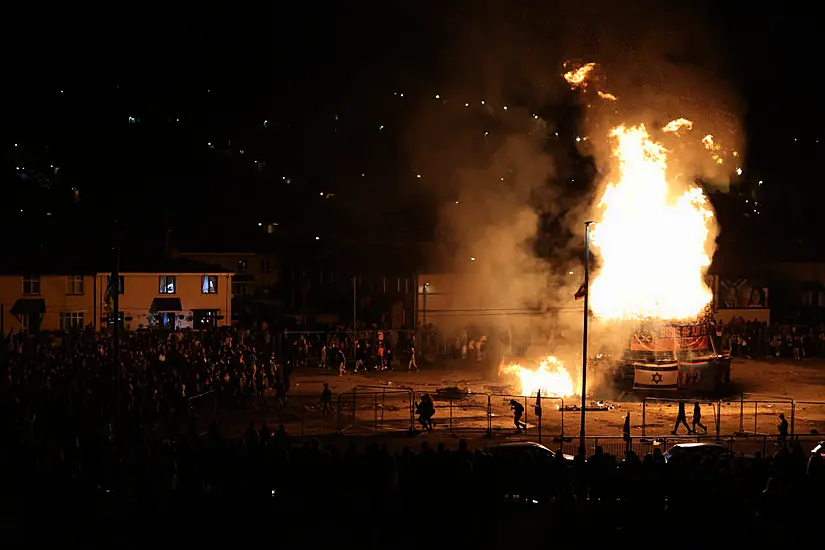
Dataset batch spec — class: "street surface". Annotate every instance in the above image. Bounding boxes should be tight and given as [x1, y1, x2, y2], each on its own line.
[212, 356, 825, 445]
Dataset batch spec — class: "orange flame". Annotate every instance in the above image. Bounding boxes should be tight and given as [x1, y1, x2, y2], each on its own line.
[589, 125, 715, 321]
[598, 91, 618, 101]
[662, 118, 694, 133]
[702, 134, 725, 164]
[563, 62, 596, 89]
[499, 356, 579, 398]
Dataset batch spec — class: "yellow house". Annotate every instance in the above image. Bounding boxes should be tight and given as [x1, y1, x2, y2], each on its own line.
[96, 259, 233, 331]
[0, 273, 96, 333]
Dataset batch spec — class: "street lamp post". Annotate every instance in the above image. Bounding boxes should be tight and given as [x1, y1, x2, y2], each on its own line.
[580, 221, 594, 457]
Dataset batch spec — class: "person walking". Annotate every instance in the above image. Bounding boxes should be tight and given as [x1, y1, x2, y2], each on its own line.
[692, 402, 708, 433]
[510, 399, 527, 432]
[671, 401, 692, 435]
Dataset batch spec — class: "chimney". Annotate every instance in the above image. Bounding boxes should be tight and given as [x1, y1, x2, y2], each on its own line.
[165, 229, 179, 259]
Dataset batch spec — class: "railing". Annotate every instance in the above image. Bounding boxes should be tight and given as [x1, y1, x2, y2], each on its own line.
[641, 394, 810, 438]
[204, 388, 825, 447]
[545, 433, 825, 457]
[336, 387, 415, 434]
[186, 390, 218, 436]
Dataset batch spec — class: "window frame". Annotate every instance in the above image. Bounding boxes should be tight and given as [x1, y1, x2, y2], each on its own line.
[159, 275, 177, 295]
[66, 275, 85, 295]
[22, 275, 41, 295]
[201, 275, 218, 294]
[59, 311, 85, 331]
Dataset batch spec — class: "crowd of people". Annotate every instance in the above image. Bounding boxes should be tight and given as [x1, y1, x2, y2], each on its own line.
[718, 318, 825, 359]
[2, 325, 824, 546]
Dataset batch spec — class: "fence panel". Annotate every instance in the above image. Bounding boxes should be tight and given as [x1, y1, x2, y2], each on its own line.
[535, 397, 565, 439]
[642, 397, 721, 437]
[186, 390, 217, 436]
[488, 394, 534, 434]
[260, 394, 336, 437]
[792, 401, 825, 436]
[553, 436, 657, 457]
[427, 390, 490, 432]
[337, 388, 414, 434]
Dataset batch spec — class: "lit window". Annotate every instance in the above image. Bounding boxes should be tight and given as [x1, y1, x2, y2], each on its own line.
[202, 275, 218, 294]
[22, 276, 41, 295]
[67, 275, 84, 295]
[60, 312, 85, 331]
[159, 275, 176, 294]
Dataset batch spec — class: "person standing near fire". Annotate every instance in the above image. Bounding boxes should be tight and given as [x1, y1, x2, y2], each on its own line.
[510, 399, 527, 432]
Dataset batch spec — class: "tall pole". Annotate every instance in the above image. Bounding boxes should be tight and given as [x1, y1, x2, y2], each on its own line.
[113, 243, 121, 431]
[579, 221, 594, 456]
[352, 277, 357, 355]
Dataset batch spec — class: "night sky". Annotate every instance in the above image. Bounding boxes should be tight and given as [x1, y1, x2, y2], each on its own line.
[5, 1, 822, 261]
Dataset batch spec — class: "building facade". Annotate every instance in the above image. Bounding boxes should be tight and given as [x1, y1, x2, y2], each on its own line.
[0, 274, 95, 333]
[96, 269, 233, 331]
[177, 251, 279, 324]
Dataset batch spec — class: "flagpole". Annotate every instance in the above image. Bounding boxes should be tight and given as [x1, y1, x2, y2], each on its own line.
[580, 221, 594, 457]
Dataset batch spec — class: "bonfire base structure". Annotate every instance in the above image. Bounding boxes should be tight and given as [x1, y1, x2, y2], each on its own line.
[613, 317, 731, 396]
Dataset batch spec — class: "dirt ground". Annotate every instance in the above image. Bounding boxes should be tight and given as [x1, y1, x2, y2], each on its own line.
[209, 356, 825, 445]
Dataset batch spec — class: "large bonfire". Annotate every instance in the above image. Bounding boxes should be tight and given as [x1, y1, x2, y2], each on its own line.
[499, 61, 718, 397]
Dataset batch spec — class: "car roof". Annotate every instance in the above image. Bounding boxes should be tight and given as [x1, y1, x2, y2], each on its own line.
[669, 442, 727, 450]
[489, 441, 553, 452]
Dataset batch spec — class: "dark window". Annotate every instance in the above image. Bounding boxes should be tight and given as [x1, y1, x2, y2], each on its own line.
[67, 275, 85, 295]
[22, 276, 41, 295]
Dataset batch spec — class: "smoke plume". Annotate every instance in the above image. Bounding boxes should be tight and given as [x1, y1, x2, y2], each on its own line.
[403, 0, 743, 375]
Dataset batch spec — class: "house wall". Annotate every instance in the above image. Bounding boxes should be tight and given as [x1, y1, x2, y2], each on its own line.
[0, 275, 95, 332]
[95, 272, 232, 331]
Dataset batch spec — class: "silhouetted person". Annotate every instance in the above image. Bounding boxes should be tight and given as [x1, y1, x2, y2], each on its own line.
[408, 345, 418, 372]
[692, 402, 707, 433]
[623, 411, 632, 452]
[320, 383, 332, 417]
[777, 413, 789, 448]
[671, 401, 692, 435]
[510, 399, 527, 432]
[416, 393, 435, 431]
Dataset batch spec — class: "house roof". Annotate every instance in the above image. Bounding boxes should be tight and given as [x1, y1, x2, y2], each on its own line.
[0, 251, 232, 276]
[116, 257, 233, 274]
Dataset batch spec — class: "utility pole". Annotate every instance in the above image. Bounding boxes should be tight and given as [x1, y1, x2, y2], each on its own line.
[352, 277, 357, 355]
[112, 241, 121, 433]
[579, 221, 594, 457]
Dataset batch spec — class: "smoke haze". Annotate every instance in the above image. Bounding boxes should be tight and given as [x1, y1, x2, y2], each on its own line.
[403, 0, 743, 376]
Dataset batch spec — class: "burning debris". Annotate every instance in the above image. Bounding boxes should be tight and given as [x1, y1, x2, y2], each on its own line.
[498, 356, 579, 398]
[559, 400, 616, 412]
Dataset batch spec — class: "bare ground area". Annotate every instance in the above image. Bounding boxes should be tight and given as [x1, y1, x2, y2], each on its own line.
[208, 357, 825, 448]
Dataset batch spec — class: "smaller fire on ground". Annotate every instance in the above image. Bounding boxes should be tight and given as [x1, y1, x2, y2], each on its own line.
[499, 356, 580, 398]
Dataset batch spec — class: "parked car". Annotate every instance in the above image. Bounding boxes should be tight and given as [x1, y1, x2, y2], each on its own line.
[664, 442, 732, 463]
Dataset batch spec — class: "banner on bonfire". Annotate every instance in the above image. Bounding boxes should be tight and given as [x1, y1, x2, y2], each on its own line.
[633, 363, 679, 390]
[630, 323, 712, 352]
[630, 335, 709, 352]
[678, 361, 717, 392]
